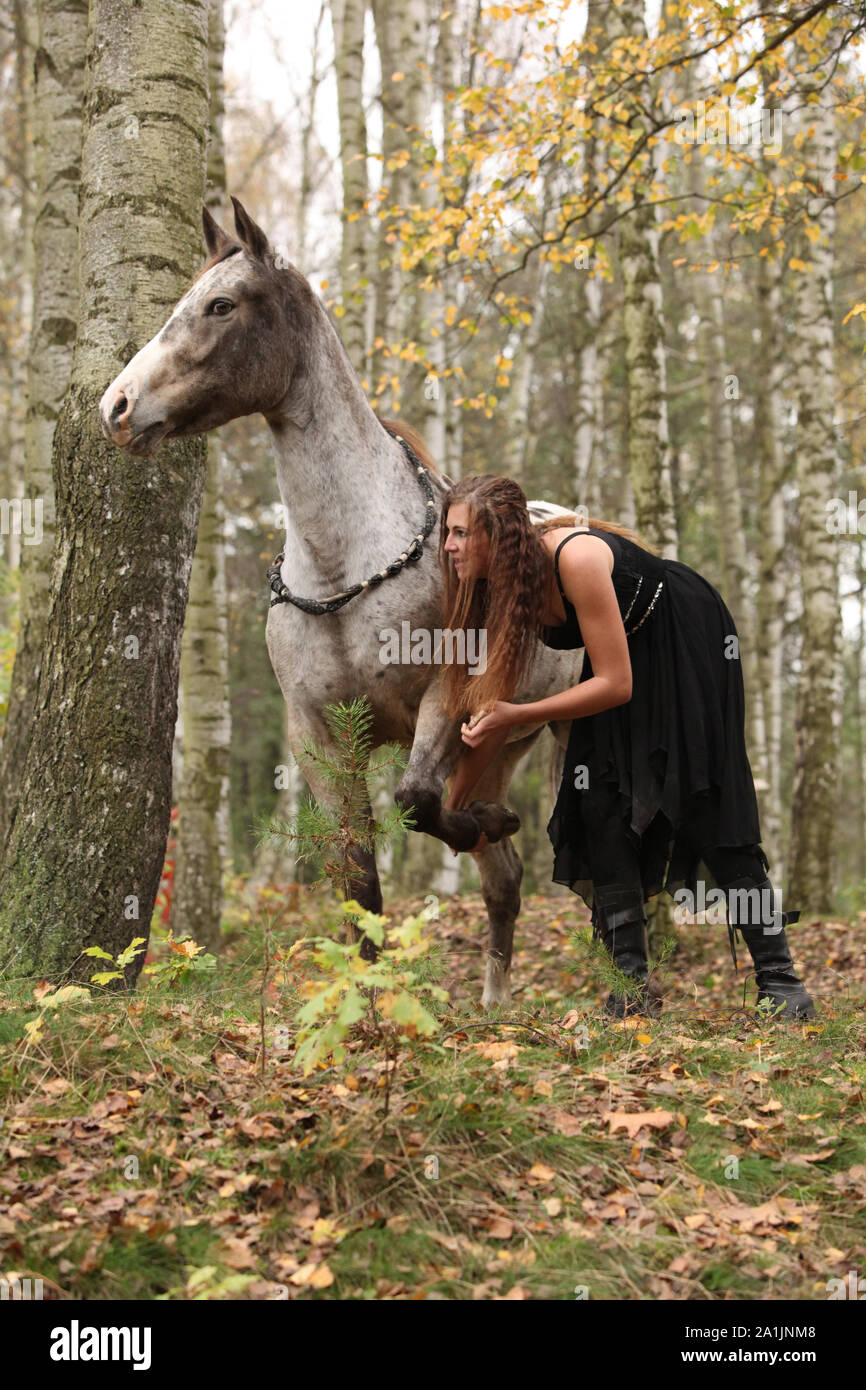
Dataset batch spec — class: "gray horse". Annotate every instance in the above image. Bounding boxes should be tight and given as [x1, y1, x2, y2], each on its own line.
[100, 198, 582, 1007]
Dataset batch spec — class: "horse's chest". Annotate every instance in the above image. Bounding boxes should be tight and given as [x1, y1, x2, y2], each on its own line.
[265, 602, 430, 710]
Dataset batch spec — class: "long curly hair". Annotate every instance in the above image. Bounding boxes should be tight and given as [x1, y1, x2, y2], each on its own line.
[437, 474, 659, 721]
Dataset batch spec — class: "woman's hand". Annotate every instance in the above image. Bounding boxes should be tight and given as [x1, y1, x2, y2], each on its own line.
[460, 700, 520, 748]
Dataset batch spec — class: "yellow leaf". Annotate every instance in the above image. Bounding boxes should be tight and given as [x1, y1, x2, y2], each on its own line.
[289, 1261, 334, 1288]
[526, 1162, 556, 1184]
[842, 301, 866, 325]
[476, 1040, 519, 1061]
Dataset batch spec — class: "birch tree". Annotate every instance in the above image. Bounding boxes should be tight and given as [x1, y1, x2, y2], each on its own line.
[331, 0, 369, 370]
[0, 0, 36, 631]
[171, 0, 231, 955]
[786, 67, 842, 914]
[601, 0, 677, 557]
[753, 228, 788, 874]
[0, 0, 87, 848]
[0, 0, 211, 982]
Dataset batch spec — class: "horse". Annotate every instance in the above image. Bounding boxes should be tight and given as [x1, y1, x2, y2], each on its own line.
[99, 196, 582, 1007]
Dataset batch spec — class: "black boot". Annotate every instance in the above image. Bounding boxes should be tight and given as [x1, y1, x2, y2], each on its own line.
[592, 886, 662, 1019]
[724, 875, 815, 1021]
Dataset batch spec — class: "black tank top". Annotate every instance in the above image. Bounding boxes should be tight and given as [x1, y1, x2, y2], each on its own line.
[539, 527, 666, 649]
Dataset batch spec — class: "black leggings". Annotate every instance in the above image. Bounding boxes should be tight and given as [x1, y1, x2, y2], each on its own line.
[584, 792, 772, 930]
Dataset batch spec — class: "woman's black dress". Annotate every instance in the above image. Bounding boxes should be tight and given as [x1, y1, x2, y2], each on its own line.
[539, 526, 764, 912]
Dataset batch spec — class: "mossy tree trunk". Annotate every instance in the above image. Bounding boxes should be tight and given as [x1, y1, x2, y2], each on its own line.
[0, 0, 211, 985]
[0, 0, 88, 849]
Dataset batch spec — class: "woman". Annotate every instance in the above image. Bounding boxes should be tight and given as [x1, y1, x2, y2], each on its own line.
[439, 474, 815, 1022]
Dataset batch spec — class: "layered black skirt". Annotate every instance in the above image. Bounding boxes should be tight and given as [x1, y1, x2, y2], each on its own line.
[546, 558, 763, 912]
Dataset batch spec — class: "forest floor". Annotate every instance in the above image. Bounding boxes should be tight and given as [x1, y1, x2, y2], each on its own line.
[1, 879, 864, 1301]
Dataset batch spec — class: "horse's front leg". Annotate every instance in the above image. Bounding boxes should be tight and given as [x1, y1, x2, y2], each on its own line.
[281, 707, 383, 960]
[394, 680, 524, 850]
[468, 731, 544, 1006]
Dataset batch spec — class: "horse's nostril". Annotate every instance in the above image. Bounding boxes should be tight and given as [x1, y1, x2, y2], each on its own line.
[111, 394, 128, 422]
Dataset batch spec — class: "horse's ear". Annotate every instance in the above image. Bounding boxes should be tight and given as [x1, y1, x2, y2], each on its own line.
[202, 205, 232, 257]
[230, 196, 271, 262]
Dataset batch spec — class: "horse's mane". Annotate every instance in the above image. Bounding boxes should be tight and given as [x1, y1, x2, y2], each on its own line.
[378, 417, 447, 481]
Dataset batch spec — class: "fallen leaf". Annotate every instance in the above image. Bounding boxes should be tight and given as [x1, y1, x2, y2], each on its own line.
[551, 1111, 583, 1137]
[475, 1040, 520, 1062]
[221, 1238, 256, 1270]
[607, 1110, 674, 1139]
[290, 1261, 334, 1288]
[41, 1078, 72, 1096]
[525, 1162, 556, 1184]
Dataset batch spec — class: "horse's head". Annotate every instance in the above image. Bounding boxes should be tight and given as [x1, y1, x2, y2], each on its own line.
[100, 198, 315, 455]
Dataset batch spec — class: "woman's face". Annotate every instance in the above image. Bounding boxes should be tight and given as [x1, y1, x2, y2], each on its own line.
[444, 502, 491, 581]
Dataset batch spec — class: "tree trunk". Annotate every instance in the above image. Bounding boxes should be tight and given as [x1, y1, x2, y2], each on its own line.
[0, 0, 211, 985]
[331, 0, 369, 371]
[0, 0, 88, 849]
[753, 239, 787, 875]
[370, 0, 429, 416]
[696, 236, 760, 754]
[172, 441, 231, 952]
[604, 0, 677, 558]
[504, 167, 554, 487]
[596, 0, 678, 958]
[171, 0, 231, 956]
[0, 0, 37, 626]
[786, 77, 841, 916]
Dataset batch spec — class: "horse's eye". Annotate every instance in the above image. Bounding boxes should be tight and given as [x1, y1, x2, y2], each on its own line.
[209, 299, 234, 316]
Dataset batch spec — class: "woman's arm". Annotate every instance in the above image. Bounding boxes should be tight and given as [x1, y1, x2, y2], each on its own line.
[465, 543, 632, 738]
[517, 541, 631, 722]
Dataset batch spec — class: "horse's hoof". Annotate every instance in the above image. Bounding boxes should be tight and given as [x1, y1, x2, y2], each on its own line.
[466, 801, 521, 842]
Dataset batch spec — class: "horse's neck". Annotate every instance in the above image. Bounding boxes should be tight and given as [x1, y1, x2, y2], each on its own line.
[266, 307, 421, 583]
